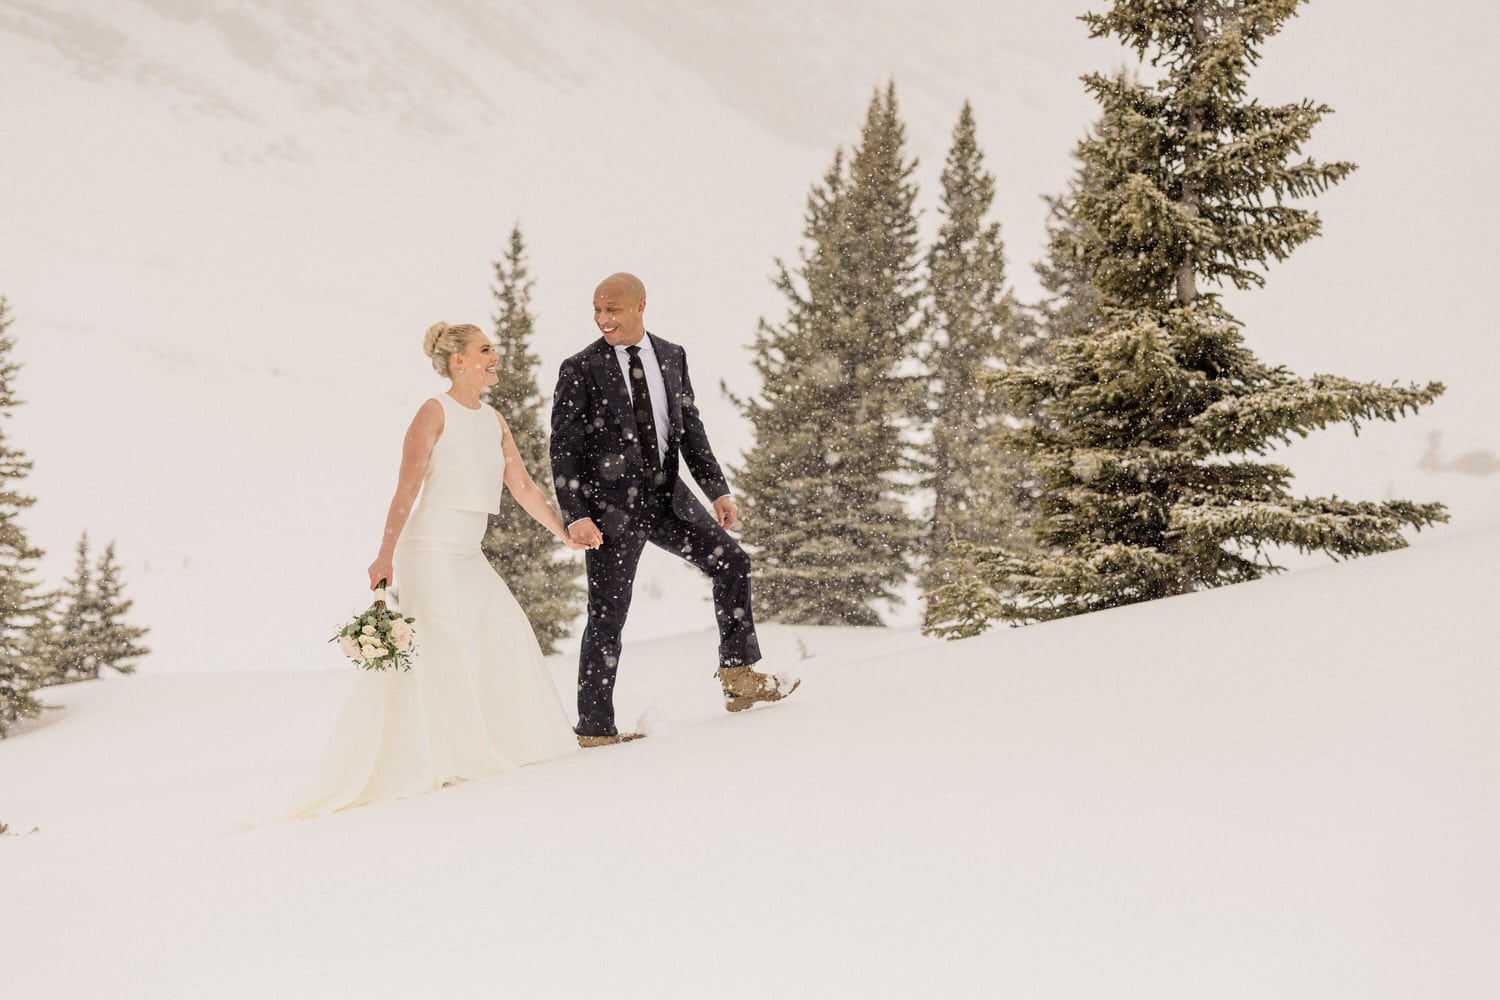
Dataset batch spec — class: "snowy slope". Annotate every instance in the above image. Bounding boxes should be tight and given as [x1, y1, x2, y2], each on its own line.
[1, 0, 1497, 674]
[2, 526, 1495, 999]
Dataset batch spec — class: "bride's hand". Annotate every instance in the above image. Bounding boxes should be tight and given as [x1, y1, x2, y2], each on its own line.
[368, 556, 394, 590]
[558, 531, 588, 552]
[567, 518, 604, 549]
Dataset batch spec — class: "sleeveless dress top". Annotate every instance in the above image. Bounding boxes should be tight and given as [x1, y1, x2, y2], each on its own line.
[421, 393, 506, 514]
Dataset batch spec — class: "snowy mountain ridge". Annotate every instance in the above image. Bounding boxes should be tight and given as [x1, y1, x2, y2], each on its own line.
[1, 1, 1068, 153]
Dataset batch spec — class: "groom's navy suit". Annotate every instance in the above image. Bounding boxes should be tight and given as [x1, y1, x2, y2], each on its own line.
[551, 332, 761, 737]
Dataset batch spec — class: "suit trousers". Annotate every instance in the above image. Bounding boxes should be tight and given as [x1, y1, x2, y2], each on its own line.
[576, 486, 761, 737]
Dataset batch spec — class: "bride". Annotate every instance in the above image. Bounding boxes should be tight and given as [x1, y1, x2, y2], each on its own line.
[292, 321, 585, 816]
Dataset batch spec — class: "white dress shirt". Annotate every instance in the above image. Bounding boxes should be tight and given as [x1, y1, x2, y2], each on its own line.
[614, 335, 670, 465]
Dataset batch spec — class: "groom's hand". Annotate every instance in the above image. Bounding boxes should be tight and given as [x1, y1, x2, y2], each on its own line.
[713, 495, 738, 531]
[568, 518, 604, 549]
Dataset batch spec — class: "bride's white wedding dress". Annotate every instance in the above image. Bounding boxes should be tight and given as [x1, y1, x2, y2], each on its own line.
[291, 393, 576, 817]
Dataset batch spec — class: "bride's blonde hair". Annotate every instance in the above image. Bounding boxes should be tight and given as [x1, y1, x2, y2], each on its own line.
[423, 322, 483, 377]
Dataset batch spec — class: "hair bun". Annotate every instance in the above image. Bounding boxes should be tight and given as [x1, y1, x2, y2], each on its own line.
[421, 321, 482, 377]
[423, 322, 449, 358]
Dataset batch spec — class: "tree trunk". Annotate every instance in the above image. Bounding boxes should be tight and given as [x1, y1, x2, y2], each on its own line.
[1176, 0, 1208, 306]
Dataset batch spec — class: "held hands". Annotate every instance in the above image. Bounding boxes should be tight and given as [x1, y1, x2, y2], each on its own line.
[567, 518, 604, 550]
[713, 495, 738, 531]
[560, 503, 730, 548]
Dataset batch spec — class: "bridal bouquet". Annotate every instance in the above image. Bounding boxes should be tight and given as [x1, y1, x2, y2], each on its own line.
[331, 580, 416, 671]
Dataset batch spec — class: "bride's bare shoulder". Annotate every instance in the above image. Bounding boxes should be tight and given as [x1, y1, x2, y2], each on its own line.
[407, 398, 444, 437]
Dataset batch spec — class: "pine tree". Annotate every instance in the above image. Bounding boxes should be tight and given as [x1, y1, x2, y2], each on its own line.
[927, 1, 1446, 636]
[25, 590, 62, 688]
[93, 541, 149, 675]
[40, 534, 147, 682]
[0, 297, 44, 736]
[734, 84, 924, 625]
[39, 532, 105, 685]
[480, 224, 582, 656]
[1034, 156, 1106, 346]
[920, 102, 1039, 608]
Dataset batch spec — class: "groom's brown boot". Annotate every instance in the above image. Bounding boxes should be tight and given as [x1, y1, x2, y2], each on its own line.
[716, 665, 800, 713]
[576, 732, 645, 748]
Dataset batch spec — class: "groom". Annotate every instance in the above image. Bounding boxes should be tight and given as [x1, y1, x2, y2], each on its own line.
[550, 272, 797, 747]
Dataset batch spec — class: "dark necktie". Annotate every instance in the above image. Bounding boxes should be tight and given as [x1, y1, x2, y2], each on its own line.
[625, 345, 666, 488]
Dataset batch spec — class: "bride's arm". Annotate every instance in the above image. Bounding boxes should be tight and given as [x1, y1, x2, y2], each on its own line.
[497, 413, 584, 549]
[367, 401, 443, 588]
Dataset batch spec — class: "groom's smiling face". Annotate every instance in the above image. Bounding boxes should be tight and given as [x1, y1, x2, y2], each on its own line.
[593, 280, 646, 348]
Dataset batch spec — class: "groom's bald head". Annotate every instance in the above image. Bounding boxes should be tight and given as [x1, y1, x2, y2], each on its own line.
[597, 272, 646, 302]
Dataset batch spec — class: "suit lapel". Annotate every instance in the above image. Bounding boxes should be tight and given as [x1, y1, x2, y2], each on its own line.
[650, 332, 684, 439]
[588, 339, 635, 432]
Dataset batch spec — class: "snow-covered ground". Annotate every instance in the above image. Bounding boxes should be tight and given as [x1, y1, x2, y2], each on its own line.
[4, 525, 1494, 999]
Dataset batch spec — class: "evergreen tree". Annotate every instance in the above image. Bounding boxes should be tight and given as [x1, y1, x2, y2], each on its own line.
[1034, 157, 1106, 346]
[40, 534, 147, 682]
[928, 1, 1446, 636]
[0, 297, 44, 735]
[480, 224, 582, 656]
[39, 532, 105, 685]
[734, 84, 924, 625]
[94, 542, 149, 675]
[920, 102, 1039, 608]
[25, 590, 62, 689]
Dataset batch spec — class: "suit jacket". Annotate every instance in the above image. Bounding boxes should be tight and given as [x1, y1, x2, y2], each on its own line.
[550, 333, 730, 534]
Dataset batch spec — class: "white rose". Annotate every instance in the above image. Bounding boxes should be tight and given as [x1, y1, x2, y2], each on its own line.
[338, 635, 359, 659]
[389, 619, 413, 650]
[361, 624, 377, 636]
